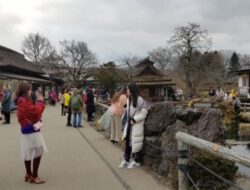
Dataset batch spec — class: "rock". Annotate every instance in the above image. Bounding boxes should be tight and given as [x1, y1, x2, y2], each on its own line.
[148, 109, 225, 178]
[239, 112, 250, 123]
[189, 108, 225, 143]
[144, 102, 176, 136]
[175, 108, 202, 125]
[143, 137, 162, 173]
[159, 120, 187, 177]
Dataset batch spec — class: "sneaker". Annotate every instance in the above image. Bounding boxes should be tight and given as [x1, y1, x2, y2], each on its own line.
[127, 161, 140, 169]
[118, 160, 129, 168]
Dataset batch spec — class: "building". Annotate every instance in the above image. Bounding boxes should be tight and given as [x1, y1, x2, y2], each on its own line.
[0, 45, 62, 93]
[132, 57, 175, 101]
[236, 67, 250, 97]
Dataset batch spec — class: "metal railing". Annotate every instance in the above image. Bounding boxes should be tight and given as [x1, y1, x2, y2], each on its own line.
[176, 132, 250, 190]
[239, 87, 250, 97]
[241, 102, 250, 112]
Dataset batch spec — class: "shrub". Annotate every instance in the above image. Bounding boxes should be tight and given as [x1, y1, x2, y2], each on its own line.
[188, 151, 238, 190]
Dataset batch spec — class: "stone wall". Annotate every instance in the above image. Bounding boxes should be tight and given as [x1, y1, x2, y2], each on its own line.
[143, 102, 225, 179]
[95, 102, 226, 185]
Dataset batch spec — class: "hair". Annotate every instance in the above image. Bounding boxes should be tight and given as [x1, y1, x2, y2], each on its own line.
[111, 87, 127, 104]
[15, 82, 31, 101]
[128, 81, 138, 107]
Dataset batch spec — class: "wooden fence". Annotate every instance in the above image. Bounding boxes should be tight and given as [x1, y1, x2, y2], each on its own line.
[175, 132, 250, 190]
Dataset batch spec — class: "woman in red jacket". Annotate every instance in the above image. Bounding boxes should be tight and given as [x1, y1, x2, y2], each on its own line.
[15, 82, 47, 184]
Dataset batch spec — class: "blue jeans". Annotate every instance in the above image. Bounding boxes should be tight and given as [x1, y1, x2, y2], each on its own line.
[72, 112, 82, 127]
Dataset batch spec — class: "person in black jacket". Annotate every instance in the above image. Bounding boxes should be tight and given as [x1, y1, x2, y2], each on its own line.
[1, 85, 12, 124]
[208, 87, 216, 96]
[86, 87, 95, 122]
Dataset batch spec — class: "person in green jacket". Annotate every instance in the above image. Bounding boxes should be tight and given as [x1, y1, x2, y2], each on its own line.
[70, 88, 83, 128]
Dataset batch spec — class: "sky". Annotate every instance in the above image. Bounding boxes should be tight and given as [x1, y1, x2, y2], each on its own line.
[0, 0, 250, 63]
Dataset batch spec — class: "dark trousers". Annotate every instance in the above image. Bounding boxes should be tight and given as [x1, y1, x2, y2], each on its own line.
[50, 100, 56, 105]
[2, 111, 10, 123]
[87, 111, 93, 121]
[65, 106, 71, 125]
[61, 104, 65, 115]
[124, 136, 142, 163]
[124, 136, 132, 162]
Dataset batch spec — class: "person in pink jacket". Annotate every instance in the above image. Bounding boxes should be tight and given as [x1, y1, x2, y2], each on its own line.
[110, 87, 127, 144]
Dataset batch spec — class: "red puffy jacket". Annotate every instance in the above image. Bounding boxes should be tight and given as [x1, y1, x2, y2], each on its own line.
[16, 97, 45, 128]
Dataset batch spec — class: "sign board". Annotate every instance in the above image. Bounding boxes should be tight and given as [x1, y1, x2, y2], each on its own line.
[193, 102, 212, 109]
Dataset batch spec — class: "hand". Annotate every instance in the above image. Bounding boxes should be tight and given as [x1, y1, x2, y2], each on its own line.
[130, 118, 136, 125]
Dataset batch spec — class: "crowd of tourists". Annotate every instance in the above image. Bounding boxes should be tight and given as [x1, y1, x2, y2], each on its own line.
[3, 81, 246, 185]
[0, 81, 150, 184]
[208, 86, 237, 100]
[208, 86, 241, 113]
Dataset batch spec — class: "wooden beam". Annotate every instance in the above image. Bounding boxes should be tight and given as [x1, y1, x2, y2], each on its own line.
[176, 132, 250, 167]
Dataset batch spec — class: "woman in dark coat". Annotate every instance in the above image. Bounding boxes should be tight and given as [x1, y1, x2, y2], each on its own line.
[1, 85, 12, 124]
[86, 87, 95, 121]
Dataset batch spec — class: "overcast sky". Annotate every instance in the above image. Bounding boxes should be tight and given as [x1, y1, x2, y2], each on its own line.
[0, 0, 250, 63]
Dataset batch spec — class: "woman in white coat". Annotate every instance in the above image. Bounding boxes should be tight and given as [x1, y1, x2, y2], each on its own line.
[119, 82, 148, 169]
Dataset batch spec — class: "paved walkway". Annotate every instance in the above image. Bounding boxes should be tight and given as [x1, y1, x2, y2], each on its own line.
[0, 105, 171, 190]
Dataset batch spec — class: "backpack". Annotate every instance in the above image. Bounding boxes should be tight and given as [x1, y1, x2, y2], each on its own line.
[83, 94, 88, 104]
[71, 95, 81, 111]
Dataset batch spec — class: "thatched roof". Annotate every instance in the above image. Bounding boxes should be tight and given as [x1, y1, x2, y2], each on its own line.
[0, 45, 44, 75]
[236, 67, 250, 74]
[135, 57, 154, 68]
[134, 57, 163, 76]
[0, 72, 51, 82]
[133, 57, 173, 85]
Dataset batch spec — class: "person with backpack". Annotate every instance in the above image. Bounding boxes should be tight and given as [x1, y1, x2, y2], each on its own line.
[70, 88, 83, 128]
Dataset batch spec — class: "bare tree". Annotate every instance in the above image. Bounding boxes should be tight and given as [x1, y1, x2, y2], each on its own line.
[60, 40, 97, 85]
[118, 54, 140, 80]
[148, 46, 173, 71]
[22, 33, 55, 66]
[200, 51, 225, 86]
[169, 23, 212, 95]
[240, 54, 250, 66]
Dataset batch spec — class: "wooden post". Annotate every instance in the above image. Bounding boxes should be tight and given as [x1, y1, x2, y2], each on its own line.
[178, 140, 188, 190]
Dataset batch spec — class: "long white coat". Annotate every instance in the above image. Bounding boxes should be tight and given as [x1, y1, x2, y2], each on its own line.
[122, 97, 148, 153]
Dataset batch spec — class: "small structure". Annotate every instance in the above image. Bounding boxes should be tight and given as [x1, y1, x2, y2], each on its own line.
[132, 57, 175, 101]
[236, 67, 250, 97]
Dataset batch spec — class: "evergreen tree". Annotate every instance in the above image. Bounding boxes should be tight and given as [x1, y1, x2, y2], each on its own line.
[94, 62, 125, 96]
[229, 52, 240, 72]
